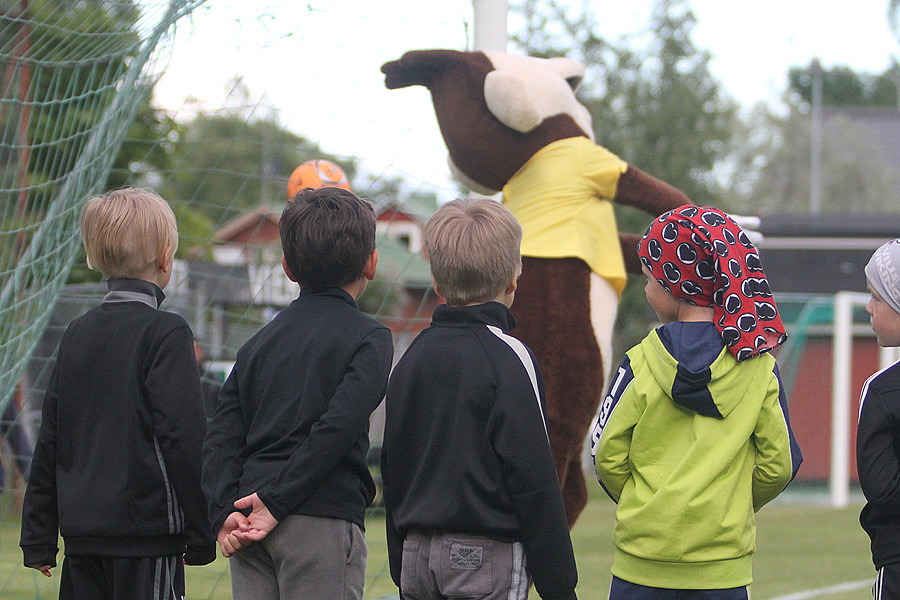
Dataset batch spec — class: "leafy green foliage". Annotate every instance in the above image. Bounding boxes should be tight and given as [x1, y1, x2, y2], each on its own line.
[0, 0, 142, 218]
[512, 0, 739, 213]
[160, 113, 357, 226]
[0, 0, 198, 283]
[788, 64, 900, 108]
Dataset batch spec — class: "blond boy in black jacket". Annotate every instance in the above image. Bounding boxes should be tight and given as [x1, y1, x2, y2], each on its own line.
[381, 198, 577, 600]
[20, 188, 215, 599]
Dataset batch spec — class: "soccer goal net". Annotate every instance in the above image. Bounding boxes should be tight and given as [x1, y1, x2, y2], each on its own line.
[0, 0, 206, 422]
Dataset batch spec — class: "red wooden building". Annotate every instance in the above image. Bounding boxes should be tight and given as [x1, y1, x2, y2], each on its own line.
[756, 213, 900, 482]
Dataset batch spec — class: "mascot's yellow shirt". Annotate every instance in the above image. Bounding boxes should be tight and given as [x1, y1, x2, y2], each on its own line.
[502, 136, 628, 295]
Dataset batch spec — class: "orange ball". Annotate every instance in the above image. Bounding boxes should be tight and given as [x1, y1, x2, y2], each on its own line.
[287, 159, 351, 199]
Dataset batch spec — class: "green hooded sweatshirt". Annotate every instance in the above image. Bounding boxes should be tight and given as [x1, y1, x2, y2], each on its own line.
[591, 321, 802, 589]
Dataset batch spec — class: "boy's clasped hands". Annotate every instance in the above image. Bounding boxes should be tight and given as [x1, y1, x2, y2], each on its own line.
[217, 492, 279, 558]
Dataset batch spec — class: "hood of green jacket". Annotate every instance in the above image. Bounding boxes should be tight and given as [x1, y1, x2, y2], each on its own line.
[642, 321, 753, 419]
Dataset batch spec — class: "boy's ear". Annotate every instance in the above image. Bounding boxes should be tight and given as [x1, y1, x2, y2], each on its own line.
[431, 275, 443, 299]
[505, 275, 518, 296]
[159, 247, 172, 273]
[282, 256, 297, 282]
[363, 249, 378, 281]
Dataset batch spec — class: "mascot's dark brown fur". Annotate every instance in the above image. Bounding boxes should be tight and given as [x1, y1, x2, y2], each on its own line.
[383, 49, 689, 526]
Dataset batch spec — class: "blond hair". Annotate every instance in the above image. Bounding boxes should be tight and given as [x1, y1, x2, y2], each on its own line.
[424, 197, 522, 306]
[79, 188, 178, 279]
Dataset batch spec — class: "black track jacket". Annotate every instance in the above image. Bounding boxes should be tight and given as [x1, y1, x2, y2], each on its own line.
[858, 360, 900, 569]
[202, 288, 393, 533]
[381, 302, 578, 600]
[20, 279, 215, 567]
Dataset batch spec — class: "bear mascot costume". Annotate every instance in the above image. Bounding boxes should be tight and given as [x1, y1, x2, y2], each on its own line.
[382, 49, 691, 527]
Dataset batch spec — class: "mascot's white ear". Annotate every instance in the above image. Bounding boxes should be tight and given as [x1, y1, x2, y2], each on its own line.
[447, 157, 502, 195]
[484, 69, 544, 132]
[482, 50, 595, 140]
[544, 56, 585, 90]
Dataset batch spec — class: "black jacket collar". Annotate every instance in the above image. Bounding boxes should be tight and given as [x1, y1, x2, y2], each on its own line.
[431, 301, 516, 333]
[297, 287, 359, 309]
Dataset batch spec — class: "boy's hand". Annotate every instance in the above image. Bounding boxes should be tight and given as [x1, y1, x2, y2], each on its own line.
[26, 564, 52, 577]
[217, 511, 251, 558]
[233, 492, 279, 543]
[218, 531, 250, 558]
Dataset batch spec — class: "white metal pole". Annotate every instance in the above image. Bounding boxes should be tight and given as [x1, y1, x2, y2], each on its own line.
[472, 0, 508, 51]
[830, 292, 852, 508]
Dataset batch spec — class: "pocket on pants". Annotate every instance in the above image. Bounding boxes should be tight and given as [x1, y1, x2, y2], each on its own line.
[345, 521, 367, 567]
[438, 537, 494, 596]
[400, 538, 420, 598]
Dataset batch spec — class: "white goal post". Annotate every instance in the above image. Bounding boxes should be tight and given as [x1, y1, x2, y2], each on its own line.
[830, 291, 900, 507]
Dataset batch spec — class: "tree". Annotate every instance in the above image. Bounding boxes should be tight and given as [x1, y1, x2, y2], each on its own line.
[890, 0, 900, 41]
[787, 64, 900, 108]
[0, 0, 208, 283]
[0, 0, 143, 216]
[510, 0, 741, 353]
[160, 112, 357, 228]
[512, 0, 739, 212]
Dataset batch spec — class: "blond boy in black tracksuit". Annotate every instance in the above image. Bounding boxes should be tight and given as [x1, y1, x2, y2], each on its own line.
[381, 197, 578, 600]
[20, 188, 215, 599]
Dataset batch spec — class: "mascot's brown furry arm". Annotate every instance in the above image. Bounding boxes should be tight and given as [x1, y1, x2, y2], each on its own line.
[383, 49, 690, 526]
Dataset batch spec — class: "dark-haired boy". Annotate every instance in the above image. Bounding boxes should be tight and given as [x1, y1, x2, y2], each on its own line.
[202, 186, 394, 600]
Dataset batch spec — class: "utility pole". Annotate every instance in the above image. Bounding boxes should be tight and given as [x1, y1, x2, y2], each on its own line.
[472, 0, 508, 52]
[809, 58, 823, 215]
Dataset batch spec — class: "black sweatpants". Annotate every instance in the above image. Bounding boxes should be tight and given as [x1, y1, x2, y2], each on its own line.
[59, 554, 184, 600]
[875, 563, 900, 600]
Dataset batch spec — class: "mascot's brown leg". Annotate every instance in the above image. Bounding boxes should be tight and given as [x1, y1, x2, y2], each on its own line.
[513, 257, 605, 527]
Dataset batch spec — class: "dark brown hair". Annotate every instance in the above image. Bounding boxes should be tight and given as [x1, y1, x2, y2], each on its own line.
[280, 186, 376, 290]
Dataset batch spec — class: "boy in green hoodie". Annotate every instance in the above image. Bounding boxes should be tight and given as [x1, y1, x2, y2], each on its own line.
[591, 205, 802, 599]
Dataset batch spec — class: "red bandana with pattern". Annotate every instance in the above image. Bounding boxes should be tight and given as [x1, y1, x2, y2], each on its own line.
[637, 205, 787, 362]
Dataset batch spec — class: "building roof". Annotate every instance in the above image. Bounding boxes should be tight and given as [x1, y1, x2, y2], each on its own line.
[755, 212, 900, 296]
[822, 106, 900, 173]
[758, 212, 900, 239]
[211, 203, 431, 287]
[214, 207, 281, 244]
[374, 191, 439, 224]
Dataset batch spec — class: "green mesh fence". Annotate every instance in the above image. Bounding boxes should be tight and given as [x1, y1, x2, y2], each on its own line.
[0, 0, 210, 410]
[0, 0, 213, 595]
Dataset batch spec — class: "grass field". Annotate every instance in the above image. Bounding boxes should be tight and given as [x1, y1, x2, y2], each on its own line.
[0, 486, 877, 600]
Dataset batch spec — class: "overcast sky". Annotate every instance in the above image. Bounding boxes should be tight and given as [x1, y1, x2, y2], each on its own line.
[152, 1, 900, 196]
